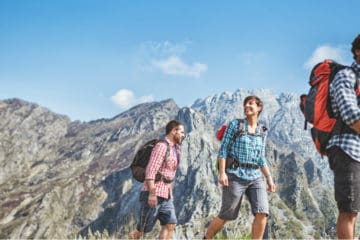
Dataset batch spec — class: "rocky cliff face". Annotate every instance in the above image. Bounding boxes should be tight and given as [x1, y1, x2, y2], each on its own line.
[0, 98, 179, 238]
[0, 89, 347, 239]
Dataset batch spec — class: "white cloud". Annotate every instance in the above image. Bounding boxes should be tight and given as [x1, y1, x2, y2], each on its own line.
[137, 41, 208, 78]
[111, 89, 154, 109]
[152, 56, 207, 78]
[304, 45, 347, 69]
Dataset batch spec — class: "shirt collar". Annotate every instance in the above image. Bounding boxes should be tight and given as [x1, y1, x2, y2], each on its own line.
[243, 118, 262, 134]
[165, 136, 176, 147]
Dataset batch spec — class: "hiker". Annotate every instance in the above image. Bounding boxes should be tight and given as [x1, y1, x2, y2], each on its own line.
[205, 95, 275, 239]
[326, 34, 360, 239]
[129, 120, 185, 240]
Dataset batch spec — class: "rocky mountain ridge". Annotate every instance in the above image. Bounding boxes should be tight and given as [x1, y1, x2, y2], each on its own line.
[0, 89, 349, 239]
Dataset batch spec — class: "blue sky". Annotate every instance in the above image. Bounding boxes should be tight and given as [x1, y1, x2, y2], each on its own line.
[0, 0, 359, 121]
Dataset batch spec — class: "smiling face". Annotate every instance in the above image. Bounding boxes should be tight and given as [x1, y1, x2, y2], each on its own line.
[243, 96, 263, 117]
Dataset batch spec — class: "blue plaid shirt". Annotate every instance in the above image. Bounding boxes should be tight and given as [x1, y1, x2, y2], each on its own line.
[218, 118, 267, 181]
[327, 62, 360, 161]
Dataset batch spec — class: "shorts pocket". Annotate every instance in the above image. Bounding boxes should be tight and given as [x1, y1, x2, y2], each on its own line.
[335, 174, 354, 202]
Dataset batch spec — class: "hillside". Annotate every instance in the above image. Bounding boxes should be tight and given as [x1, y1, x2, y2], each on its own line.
[0, 90, 345, 239]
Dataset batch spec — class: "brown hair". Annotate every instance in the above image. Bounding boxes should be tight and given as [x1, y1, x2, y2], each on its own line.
[165, 120, 184, 135]
[351, 34, 360, 60]
[243, 95, 264, 116]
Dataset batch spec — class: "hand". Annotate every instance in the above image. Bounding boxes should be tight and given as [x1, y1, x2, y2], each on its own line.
[148, 193, 157, 208]
[218, 172, 229, 186]
[169, 187, 173, 199]
[266, 175, 276, 192]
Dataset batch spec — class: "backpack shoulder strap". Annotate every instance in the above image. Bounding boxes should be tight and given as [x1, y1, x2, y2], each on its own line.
[154, 140, 172, 182]
[235, 119, 267, 138]
[156, 140, 170, 161]
[236, 118, 246, 136]
[226, 119, 245, 152]
[240, 119, 267, 138]
[259, 125, 268, 138]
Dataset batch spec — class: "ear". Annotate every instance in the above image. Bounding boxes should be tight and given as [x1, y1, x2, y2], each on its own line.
[354, 49, 360, 57]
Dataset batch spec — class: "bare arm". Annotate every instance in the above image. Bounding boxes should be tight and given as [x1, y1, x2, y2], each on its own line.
[217, 158, 228, 186]
[145, 179, 157, 208]
[261, 166, 275, 192]
[351, 119, 360, 134]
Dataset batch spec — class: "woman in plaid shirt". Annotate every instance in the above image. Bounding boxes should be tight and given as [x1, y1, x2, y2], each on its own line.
[205, 95, 275, 239]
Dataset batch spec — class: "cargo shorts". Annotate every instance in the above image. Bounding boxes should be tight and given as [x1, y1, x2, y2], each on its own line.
[218, 175, 269, 220]
[136, 191, 177, 233]
[328, 146, 360, 213]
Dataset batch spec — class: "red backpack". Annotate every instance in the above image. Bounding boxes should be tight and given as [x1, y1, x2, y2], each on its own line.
[300, 59, 360, 155]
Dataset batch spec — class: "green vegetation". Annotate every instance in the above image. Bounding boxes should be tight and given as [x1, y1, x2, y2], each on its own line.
[76, 228, 112, 239]
[284, 219, 304, 239]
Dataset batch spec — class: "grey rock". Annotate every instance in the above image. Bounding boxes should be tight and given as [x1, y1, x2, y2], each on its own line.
[0, 90, 344, 239]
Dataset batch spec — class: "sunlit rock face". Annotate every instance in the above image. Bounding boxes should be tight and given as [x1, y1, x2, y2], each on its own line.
[0, 91, 340, 239]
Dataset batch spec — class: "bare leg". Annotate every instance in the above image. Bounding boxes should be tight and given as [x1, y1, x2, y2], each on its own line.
[205, 216, 227, 239]
[252, 213, 267, 240]
[337, 212, 357, 240]
[159, 223, 176, 240]
[128, 229, 143, 239]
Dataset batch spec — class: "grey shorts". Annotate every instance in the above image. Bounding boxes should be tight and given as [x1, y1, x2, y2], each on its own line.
[218, 175, 269, 221]
[136, 191, 177, 233]
[328, 146, 360, 213]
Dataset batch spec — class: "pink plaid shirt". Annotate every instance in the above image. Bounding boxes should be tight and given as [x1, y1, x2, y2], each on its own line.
[141, 137, 180, 199]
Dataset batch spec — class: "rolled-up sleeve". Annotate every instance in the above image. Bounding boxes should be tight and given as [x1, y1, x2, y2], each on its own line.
[332, 70, 360, 126]
[145, 142, 167, 180]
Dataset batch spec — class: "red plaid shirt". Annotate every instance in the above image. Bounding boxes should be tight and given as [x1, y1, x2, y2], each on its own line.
[141, 137, 180, 199]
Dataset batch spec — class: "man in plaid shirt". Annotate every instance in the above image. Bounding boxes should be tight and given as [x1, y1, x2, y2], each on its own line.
[129, 120, 185, 240]
[327, 34, 360, 239]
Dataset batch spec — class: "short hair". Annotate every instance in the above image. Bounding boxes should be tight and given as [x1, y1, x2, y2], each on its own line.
[351, 34, 360, 60]
[165, 120, 184, 135]
[243, 95, 264, 116]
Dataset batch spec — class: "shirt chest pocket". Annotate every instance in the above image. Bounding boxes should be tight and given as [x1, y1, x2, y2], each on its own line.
[163, 154, 178, 170]
[253, 144, 263, 158]
[242, 136, 263, 158]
